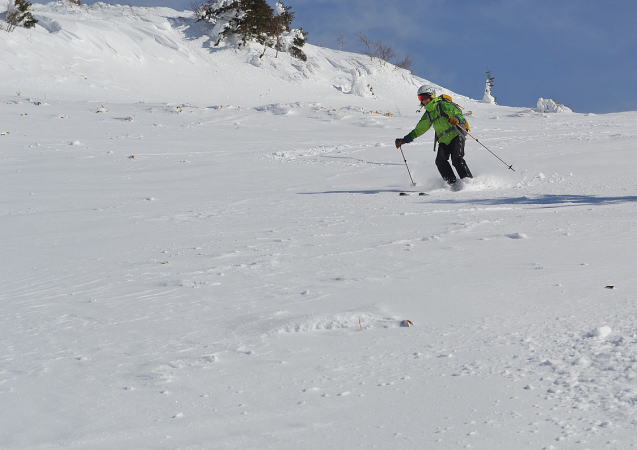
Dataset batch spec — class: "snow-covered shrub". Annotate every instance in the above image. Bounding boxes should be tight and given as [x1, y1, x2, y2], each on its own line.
[194, 0, 307, 61]
[536, 97, 572, 113]
[3, 0, 38, 32]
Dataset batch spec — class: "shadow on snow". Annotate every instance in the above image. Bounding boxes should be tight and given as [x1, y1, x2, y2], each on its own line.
[168, 17, 224, 53]
[298, 189, 409, 195]
[297, 192, 637, 206]
[429, 194, 637, 207]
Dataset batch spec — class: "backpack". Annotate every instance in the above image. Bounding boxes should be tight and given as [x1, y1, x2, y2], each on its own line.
[437, 94, 470, 131]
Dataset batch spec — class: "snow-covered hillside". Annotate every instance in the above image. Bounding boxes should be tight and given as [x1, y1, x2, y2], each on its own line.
[0, 1, 455, 108]
[2, 3, 637, 450]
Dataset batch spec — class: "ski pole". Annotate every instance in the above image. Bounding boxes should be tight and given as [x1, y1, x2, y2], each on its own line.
[398, 146, 416, 186]
[458, 126, 515, 172]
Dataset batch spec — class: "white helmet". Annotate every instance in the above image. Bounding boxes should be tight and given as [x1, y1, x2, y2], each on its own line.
[417, 85, 436, 98]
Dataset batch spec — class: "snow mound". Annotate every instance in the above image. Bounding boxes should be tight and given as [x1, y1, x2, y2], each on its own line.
[272, 312, 404, 335]
[36, 16, 63, 33]
[586, 325, 613, 339]
[536, 97, 573, 113]
[255, 103, 302, 115]
[349, 69, 376, 98]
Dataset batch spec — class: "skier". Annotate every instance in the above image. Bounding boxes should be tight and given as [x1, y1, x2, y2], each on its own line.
[395, 85, 473, 185]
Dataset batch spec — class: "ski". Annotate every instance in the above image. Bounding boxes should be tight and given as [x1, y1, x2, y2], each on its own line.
[399, 191, 428, 196]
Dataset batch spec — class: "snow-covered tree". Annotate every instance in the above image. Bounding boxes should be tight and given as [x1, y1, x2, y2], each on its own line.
[482, 70, 496, 104]
[4, 0, 38, 32]
[272, 2, 307, 61]
[194, 0, 307, 61]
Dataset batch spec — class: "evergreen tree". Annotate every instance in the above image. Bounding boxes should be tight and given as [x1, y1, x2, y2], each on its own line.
[194, 0, 306, 61]
[288, 28, 307, 61]
[4, 0, 38, 32]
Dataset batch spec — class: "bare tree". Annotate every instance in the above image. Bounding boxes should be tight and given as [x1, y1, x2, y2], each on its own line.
[394, 56, 413, 71]
[373, 41, 395, 64]
[336, 34, 345, 50]
[357, 33, 373, 57]
[357, 33, 412, 70]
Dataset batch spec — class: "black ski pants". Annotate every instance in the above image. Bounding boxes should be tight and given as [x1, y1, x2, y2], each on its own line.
[435, 135, 473, 184]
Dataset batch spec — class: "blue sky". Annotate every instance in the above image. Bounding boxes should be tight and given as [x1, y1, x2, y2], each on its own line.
[47, 0, 636, 113]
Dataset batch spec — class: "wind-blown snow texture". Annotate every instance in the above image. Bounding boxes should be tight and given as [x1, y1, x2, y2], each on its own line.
[2, 3, 637, 449]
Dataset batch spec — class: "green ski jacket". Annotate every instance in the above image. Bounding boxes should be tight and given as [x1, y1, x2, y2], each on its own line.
[402, 96, 467, 145]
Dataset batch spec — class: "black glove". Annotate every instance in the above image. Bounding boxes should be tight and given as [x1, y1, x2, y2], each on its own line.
[395, 138, 405, 148]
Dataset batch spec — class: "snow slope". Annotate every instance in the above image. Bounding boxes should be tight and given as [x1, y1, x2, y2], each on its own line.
[0, 1, 451, 108]
[2, 3, 637, 449]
